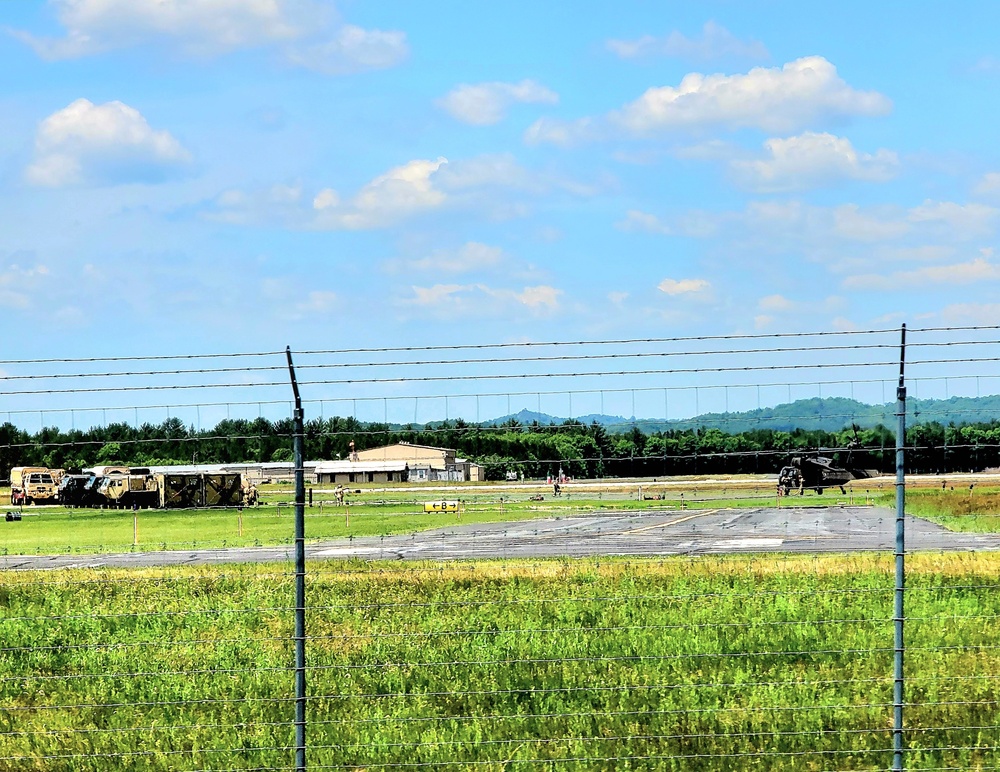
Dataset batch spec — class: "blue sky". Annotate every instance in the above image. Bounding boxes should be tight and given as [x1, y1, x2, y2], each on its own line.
[3, 1, 1000, 427]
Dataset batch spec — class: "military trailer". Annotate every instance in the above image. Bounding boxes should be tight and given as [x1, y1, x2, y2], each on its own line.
[157, 472, 243, 509]
[10, 467, 60, 505]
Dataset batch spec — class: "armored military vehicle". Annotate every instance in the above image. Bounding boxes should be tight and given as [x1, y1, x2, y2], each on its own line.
[10, 467, 59, 505]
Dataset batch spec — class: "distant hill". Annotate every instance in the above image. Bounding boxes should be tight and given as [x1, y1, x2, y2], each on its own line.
[478, 394, 1000, 434]
[484, 408, 630, 428]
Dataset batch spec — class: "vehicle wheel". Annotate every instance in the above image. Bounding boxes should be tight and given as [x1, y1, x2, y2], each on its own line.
[25, 497, 33, 505]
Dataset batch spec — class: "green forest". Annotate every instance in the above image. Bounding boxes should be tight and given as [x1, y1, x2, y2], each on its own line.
[3, 412, 1000, 482]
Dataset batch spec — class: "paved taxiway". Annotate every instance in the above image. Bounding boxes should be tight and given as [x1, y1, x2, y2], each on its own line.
[4, 505, 1000, 570]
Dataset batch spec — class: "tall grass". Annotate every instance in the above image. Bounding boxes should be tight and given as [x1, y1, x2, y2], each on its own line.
[1, 553, 998, 770]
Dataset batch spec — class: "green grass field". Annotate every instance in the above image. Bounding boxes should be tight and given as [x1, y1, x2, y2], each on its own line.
[1, 553, 997, 770]
[3, 476, 1000, 557]
[0, 479, 878, 556]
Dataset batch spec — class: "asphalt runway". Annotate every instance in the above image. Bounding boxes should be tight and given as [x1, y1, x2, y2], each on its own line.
[4, 505, 1000, 570]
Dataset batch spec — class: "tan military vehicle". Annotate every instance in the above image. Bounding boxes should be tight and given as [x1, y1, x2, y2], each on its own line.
[10, 467, 60, 505]
[97, 468, 160, 509]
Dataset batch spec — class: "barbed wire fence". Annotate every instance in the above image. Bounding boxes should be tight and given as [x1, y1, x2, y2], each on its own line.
[0, 326, 999, 769]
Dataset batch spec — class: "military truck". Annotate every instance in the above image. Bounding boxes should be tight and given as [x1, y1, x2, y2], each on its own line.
[58, 473, 100, 508]
[10, 467, 59, 505]
[97, 468, 160, 509]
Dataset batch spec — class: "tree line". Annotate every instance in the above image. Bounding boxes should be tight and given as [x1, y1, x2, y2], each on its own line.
[2, 415, 1000, 482]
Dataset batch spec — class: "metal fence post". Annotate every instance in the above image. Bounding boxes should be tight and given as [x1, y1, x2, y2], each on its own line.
[893, 324, 907, 771]
[286, 347, 307, 772]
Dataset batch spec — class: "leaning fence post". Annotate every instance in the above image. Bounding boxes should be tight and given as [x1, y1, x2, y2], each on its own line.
[286, 347, 307, 772]
[893, 324, 907, 771]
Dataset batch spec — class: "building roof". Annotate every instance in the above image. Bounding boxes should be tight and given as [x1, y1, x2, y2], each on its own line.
[314, 460, 410, 474]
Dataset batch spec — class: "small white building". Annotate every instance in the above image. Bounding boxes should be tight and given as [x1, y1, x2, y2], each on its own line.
[314, 460, 409, 484]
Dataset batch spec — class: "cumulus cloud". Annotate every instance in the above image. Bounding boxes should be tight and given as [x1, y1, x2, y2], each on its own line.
[616, 57, 891, 135]
[530, 57, 890, 145]
[403, 283, 563, 317]
[606, 21, 769, 63]
[207, 153, 601, 230]
[438, 79, 558, 126]
[12, 0, 407, 73]
[25, 98, 192, 187]
[731, 132, 898, 191]
[658, 277, 710, 295]
[313, 157, 448, 229]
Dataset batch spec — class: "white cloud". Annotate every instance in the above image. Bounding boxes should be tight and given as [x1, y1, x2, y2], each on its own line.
[758, 294, 796, 312]
[523, 116, 597, 148]
[313, 157, 448, 229]
[616, 210, 672, 235]
[210, 153, 600, 230]
[876, 245, 955, 263]
[403, 283, 563, 317]
[974, 172, 1000, 196]
[438, 80, 558, 126]
[615, 57, 891, 135]
[830, 316, 859, 331]
[516, 285, 562, 309]
[833, 204, 910, 241]
[14, 0, 310, 58]
[25, 98, 192, 187]
[731, 132, 898, 192]
[909, 201, 1000, 238]
[284, 24, 408, 75]
[527, 57, 890, 146]
[13, 0, 407, 73]
[658, 277, 710, 295]
[0, 262, 52, 309]
[938, 302, 1000, 325]
[843, 253, 1000, 290]
[607, 21, 769, 63]
[434, 154, 541, 192]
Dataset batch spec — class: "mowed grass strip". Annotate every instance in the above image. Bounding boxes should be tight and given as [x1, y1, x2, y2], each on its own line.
[1, 553, 998, 770]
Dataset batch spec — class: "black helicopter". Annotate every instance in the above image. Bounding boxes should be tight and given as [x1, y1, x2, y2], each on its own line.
[777, 426, 880, 496]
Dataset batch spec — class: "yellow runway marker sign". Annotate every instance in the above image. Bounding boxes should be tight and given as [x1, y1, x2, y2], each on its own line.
[424, 500, 459, 513]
